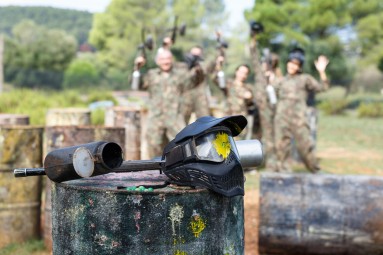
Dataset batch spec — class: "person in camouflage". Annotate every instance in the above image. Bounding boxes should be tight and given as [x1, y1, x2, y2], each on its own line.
[249, 34, 282, 171]
[214, 60, 254, 140]
[180, 46, 212, 124]
[273, 48, 329, 173]
[135, 50, 202, 158]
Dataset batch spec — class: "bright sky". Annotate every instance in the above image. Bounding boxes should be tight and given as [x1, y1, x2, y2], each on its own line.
[0, 0, 254, 29]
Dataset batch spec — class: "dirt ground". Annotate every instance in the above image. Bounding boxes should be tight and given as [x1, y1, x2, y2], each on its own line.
[244, 189, 259, 255]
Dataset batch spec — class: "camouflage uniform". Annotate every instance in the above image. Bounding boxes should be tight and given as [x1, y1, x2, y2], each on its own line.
[250, 40, 278, 171]
[178, 61, 213, 124]
[142, 67, 199, 158]
[221, 79, 254, 140]
[273, 74, 328, 173]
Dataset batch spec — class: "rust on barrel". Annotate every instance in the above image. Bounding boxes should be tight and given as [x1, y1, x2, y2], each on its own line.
[52, 171, 245, 255]
[259, 173, 383, 255]
[43, 125, 125, 251]
[0, 126, 43, 248]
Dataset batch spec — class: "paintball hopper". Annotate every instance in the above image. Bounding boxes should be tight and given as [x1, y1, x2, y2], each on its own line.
[179, 23, 187, 36]
[250, 20, 264, 36]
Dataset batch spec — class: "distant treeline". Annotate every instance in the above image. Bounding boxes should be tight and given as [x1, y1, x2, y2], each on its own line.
[0, 6, 93, 44]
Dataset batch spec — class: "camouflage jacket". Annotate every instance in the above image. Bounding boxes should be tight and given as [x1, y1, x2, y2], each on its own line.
[224, 79, 254, 116]
[275, 74, 329, 106]
[249, 39, 268, 109]
[142, 67, 200, 121]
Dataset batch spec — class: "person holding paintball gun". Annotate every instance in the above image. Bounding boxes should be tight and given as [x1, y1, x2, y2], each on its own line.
[133, 49, 203, 158]
[249, 20, 281, 171]
[181, 45, 212, 124]
[213, 32, 254, 140]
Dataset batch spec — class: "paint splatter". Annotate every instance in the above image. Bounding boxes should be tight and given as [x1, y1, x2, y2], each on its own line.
[232, 206, 237, 216]
[213, 132, 231, 159]
[134, 211, 141, 233]
[174, 250, 188, 255]
[169, 203, 184, 236]
[189, 210, 206, 238]
[169, 204, 186, 254]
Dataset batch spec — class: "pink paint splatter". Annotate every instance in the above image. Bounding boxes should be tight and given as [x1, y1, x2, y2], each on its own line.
[134, 211, 141, 233]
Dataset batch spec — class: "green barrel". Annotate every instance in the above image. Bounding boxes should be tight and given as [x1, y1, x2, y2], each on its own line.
[0, 126, 43, 248]
[52, 171, 244, 255]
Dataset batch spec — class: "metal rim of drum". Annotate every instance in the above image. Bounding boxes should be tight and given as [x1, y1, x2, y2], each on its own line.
[73, 147, 95, 178]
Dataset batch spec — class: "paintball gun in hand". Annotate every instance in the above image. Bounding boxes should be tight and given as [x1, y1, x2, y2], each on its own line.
[162, 16, 186, 50]
[131, 29, 153, 90]
[216, 31, 229, 89]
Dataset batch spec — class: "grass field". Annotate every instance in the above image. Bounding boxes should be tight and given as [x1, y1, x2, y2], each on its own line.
[244, 109, 383, 190]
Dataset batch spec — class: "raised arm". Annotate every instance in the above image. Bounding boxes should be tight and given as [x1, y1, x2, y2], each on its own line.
[306, 55, 330, 92]
[249, 35, 267, 87]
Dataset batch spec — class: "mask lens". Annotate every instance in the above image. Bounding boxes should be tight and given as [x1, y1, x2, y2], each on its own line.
[195, 130, 234, 162]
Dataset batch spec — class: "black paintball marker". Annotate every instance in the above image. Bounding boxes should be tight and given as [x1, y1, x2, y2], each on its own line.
[131, 29, 153, 90]
[15, 115, 263, 197]
[163, 16, 186, 49]
[216, 31, 229, 89]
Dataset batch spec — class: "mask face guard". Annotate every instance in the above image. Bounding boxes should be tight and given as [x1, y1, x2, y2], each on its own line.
[162, 126, 245, 197]
[164, 127, 238, 168]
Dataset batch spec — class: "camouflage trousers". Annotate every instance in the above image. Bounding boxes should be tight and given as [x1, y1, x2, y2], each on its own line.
[257, 103, 278, 171]
[291, 106, 318, 162]
[181, 84, 210, 124]
[146, 115, 186, 158]
[274, 102, 320, 173]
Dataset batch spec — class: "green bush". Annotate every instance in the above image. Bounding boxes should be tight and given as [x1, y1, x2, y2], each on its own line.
[86, 91, 118, 105]
[91, 108, 105, 125]
[358, 102, 383, 118]
[0, 88, 125, 125]
[318, 99, 349, 115]
[63, 59, 100, 89]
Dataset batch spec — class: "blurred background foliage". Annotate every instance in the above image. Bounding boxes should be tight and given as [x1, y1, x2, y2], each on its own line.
[0, 0, 383, 118]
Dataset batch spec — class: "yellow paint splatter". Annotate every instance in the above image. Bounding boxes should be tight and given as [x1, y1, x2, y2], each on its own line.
[213, 132, 231, 159]
[174, 250, 188, 255]
[189, 211, 206, 238]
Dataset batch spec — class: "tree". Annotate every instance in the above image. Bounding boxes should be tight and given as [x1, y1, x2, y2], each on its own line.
[244, 0, 353, 85]
[4, 20, 77, 89]
[0, 6, 92, 45]
[63, 59, 100, 89]
[89, 0, 168, 70]
[89, 0, 227, 88]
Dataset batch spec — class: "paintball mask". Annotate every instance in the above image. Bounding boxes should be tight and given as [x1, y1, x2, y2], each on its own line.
[250, 20, 264, 36]
[162, 115, 247, 197]
[288, 47, 305, 66]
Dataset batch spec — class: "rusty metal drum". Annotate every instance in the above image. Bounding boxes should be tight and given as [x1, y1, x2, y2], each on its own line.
[259, 173, 383, 255]
[0, 114, 29, 125]
[105, 105, 142, 160]
[52, 171, 244, 255]
[0, 126, 43, 248]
